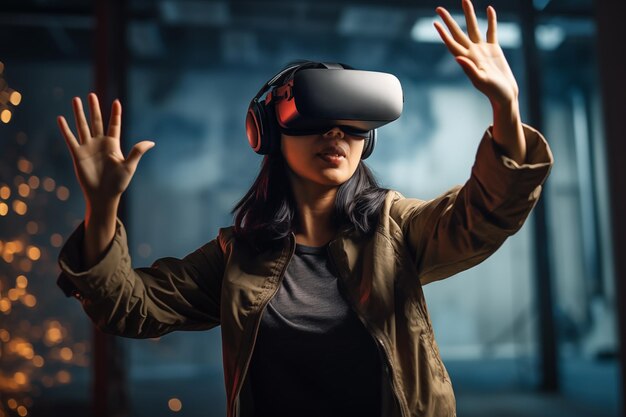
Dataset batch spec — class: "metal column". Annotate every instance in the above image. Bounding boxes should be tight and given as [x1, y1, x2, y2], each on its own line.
[594, 1, 626, 416]
[93, 1, 130, 416]
[518, 0, 559, 392]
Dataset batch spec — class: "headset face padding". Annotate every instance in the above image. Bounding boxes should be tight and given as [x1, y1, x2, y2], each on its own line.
[245, 61, 396, 160]
[362, 129, 376, 159]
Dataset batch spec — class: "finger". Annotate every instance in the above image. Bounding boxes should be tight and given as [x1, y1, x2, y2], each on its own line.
[57, 115, 80, 154]
[433, 21, 466, 56]
[89, 93, 104, 137]
[124, 141, 155, 174]
[462, 0, 483, 43]
[436, 7, 471, 48]
[72, 97, 92, 144]
[486, 5, 498, 44]
[107, 99, 122, 139]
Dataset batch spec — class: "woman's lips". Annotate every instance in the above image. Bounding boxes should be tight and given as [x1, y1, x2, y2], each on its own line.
[318, 153, 345, 165]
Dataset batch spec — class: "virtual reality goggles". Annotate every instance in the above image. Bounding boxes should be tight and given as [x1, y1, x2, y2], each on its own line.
[246, 61, 404, 159]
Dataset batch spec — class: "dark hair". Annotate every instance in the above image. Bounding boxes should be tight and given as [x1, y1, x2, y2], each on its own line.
[231, 151, 390, 251]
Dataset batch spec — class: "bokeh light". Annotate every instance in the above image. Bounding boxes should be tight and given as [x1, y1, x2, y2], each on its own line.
[1, 108, 11, 123]
[0, 185, 10, 199]
[42, 177, 55, 192]
[27, 176, 39, 189]
[26, 246, 40, 261]
[50, 233, 63, 247]
[18, 184, 30, 198]
[26, 221, 38, 234]
[56, 186, 69, 201]
[17, 158, 33, 174]
[12, 200, 28, 215]
[168, 398, 183, 412]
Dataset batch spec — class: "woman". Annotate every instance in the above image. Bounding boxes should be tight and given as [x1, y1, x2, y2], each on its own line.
[56, 1, 553, 416]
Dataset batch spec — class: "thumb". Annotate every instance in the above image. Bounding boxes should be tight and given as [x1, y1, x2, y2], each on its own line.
[125, 140, 155, 174]
[455, 56, 486, 86]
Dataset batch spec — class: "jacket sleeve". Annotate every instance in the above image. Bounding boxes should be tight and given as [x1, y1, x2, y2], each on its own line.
[56, 217, 225, 338]
[390, 123, 554, 286]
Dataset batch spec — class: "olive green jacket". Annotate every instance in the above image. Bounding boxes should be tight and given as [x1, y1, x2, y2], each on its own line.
[57, 124, 553, 417]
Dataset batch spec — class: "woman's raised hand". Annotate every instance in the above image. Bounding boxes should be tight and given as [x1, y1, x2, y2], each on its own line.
[434, 0, 519, 106]
[57, 94, 155, 206]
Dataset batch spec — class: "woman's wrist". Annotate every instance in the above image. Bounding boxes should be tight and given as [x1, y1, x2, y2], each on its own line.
[491, 99, 526, 164]
[83, 197, 120, 269]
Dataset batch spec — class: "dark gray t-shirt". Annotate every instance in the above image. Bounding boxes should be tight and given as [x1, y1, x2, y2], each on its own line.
[248, 241, 382, 417]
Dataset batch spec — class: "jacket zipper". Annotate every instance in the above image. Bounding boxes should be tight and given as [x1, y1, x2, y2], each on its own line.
[232, 233, 296, 417]
[326, 245, 409, 417]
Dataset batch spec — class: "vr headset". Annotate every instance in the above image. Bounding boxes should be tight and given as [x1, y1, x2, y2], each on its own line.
[245, 61, 403, 159]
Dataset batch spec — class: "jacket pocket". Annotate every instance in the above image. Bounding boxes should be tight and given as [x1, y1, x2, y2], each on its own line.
[404, 293, 449, 383]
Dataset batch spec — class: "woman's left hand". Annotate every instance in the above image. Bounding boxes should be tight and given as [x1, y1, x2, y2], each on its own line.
[434, 0, 519, 106]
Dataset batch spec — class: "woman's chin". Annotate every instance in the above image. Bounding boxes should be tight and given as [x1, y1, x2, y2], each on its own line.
[316, 173, 349, 187]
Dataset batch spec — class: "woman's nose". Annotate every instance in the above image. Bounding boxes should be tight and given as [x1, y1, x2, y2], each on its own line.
[323, 127, 344, 138]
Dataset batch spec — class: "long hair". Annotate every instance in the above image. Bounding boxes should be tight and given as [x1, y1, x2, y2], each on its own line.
[231, 150, 390, 251]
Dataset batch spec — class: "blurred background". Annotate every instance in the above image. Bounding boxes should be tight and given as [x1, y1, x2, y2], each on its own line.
[1, 0, 624, 416]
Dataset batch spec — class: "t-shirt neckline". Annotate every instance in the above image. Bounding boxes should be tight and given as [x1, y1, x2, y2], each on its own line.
[295, 242, 329, 255]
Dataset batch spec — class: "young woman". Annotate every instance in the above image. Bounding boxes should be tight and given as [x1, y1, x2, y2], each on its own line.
[56, 1, 553, 416]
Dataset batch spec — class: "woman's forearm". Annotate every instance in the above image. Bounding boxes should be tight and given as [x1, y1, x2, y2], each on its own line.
[491, 98, 526, 165]
[83, 198, 120, 269]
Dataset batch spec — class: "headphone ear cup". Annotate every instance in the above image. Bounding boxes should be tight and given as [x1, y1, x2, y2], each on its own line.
[246, 99, 264, 154]
[361, 129, 377, 159]
[246, 99, 279, 155]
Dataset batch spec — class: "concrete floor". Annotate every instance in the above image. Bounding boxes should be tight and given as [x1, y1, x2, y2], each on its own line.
[456, 391, 611, 417]
[448, 357, 620, 417]
[30, 357, 620, 417]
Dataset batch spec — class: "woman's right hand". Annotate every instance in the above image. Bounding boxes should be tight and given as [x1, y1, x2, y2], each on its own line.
[57, 93, 155, 206]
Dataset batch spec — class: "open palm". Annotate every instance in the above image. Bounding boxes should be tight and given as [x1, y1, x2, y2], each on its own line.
[57, 94, 155, 205]
[434, 0, 519, 105]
